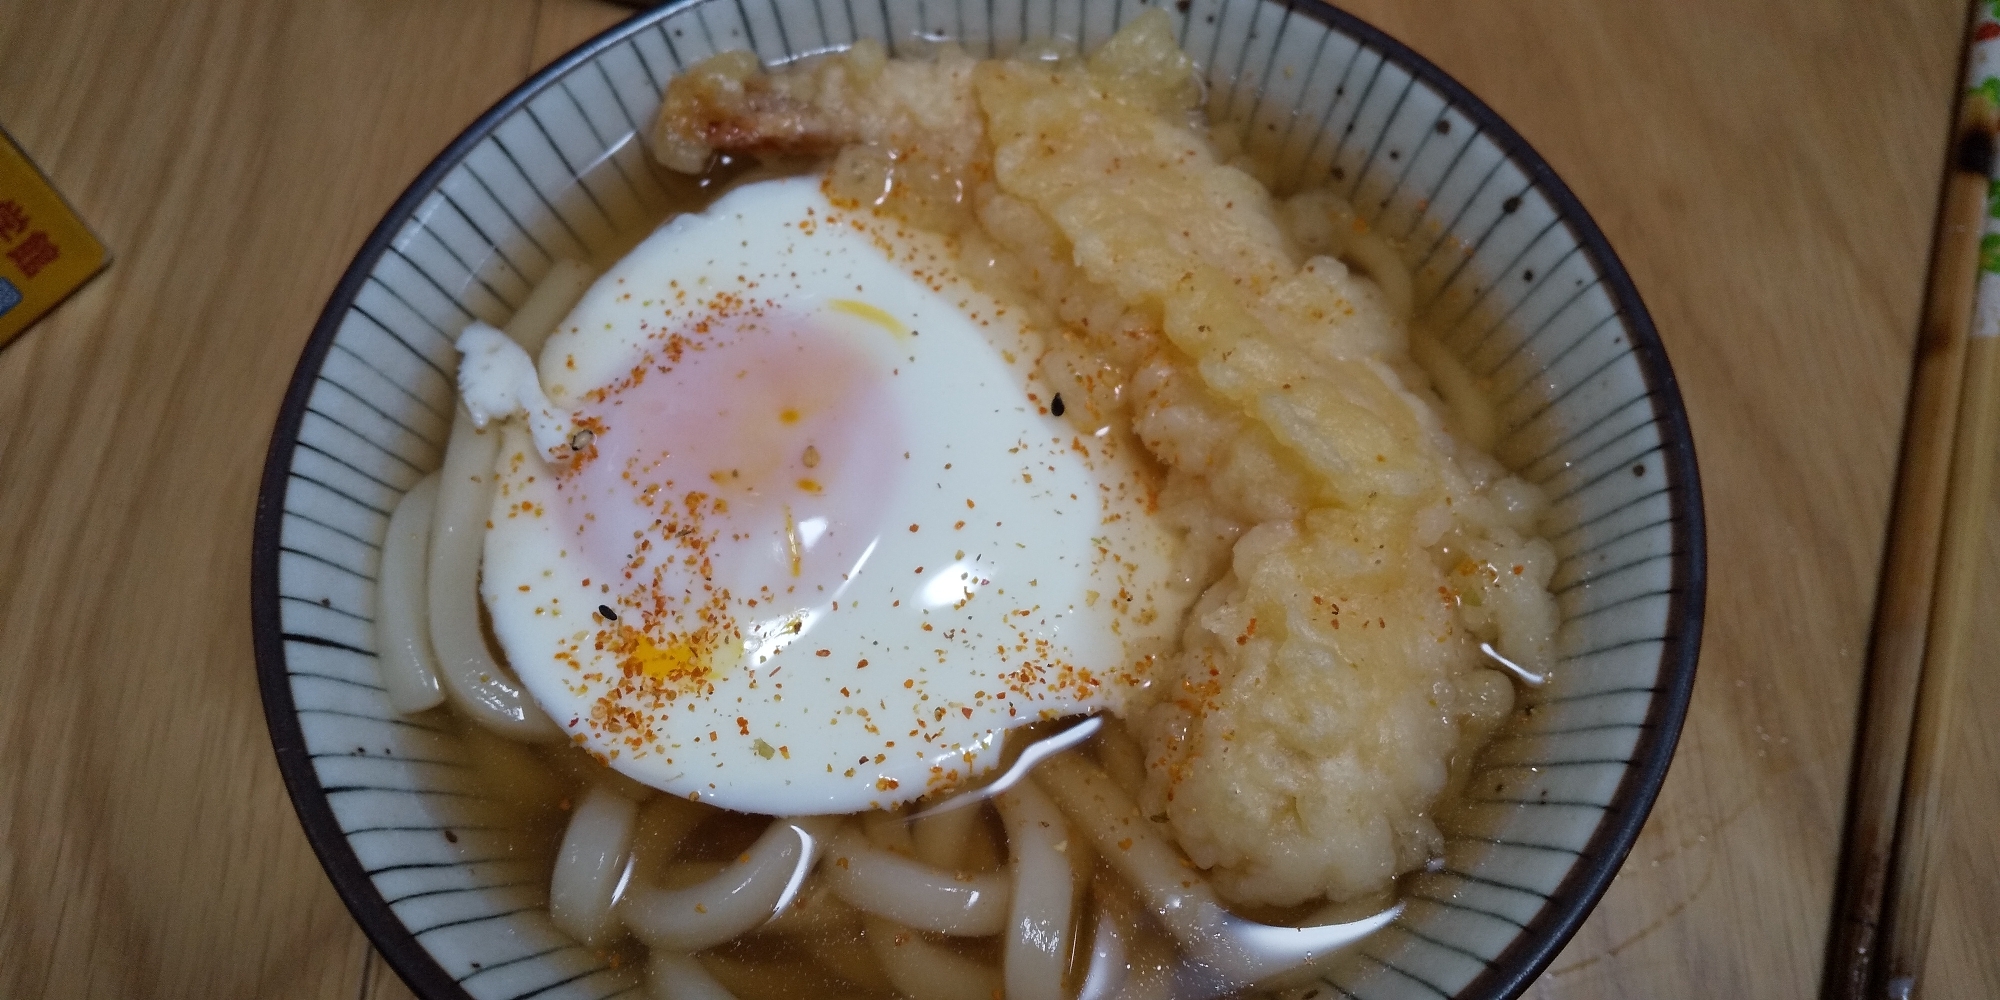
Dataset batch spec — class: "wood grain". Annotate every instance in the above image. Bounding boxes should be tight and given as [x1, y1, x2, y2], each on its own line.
[0, 1, 1992, 998]
[0, 2, 541, 997]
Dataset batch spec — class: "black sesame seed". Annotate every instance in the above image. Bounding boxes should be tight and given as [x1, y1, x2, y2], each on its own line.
[1050, 393, 1066, 417]
[1502, 195, 1523, 213]
[1435, 119, 1451, 135]
[444, 829, 458, 843]
[1632, 463, 1646, 477]
[1523, 269, 1535, 282]
[599, 604, 618, 621]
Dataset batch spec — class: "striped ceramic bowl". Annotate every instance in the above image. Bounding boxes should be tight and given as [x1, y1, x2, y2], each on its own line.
[252, 2, 1705, 998]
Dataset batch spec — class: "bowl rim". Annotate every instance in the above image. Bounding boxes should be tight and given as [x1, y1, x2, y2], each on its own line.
[251, 4, 1705, 998]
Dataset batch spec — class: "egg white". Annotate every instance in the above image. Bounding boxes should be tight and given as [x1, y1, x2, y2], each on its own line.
[478, 177, 1188, 814]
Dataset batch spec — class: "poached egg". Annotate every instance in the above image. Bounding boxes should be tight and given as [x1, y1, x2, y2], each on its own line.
[469, 177, 1188, 814]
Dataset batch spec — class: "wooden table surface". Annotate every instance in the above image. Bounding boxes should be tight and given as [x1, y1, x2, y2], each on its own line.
[2, 1, 1995, 997]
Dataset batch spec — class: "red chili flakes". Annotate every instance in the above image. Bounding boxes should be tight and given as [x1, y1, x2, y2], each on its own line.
[735, 716, 749, 735]
[816, 649, 832, 657]
[857, 659, 869, 668]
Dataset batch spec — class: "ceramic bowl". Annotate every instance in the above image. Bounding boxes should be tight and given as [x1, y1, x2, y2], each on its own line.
[253, 2, 1705, 998]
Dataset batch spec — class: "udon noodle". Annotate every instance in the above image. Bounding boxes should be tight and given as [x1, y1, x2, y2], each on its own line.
[371, 13, 1559, 998]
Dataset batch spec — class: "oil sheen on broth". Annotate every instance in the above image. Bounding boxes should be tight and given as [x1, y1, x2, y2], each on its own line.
[374, 12, 1560, 999]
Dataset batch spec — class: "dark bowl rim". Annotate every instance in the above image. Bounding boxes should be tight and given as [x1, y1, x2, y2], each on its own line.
[250, 4, 1706, 999]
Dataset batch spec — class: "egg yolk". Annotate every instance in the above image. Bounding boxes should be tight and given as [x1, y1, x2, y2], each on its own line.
[557, 308, 904, 692]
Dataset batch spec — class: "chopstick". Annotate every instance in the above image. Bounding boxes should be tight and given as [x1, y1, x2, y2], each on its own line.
[1824, 5, 1999, 996]
[1874, 155, 2000, 998]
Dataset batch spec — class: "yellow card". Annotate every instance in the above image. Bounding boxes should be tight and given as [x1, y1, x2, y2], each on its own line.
[0, 126, 109, 348]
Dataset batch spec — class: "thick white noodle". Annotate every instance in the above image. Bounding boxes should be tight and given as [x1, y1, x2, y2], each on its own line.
[760, 876, 859, 936]
[506, 259, 592, 355]
[647, 952, 737, 1000]
[422, 258, 591, 739]
[911, 806, 977, 869]
[649, 861, 730, 890]
[1088, 875, 1171, 1000]
[823, 825, 1011, 936]
[374, 472, 445, 713]
[630, 794, 712, 881]
[427, 403, 561, 741]
[995, 783, 1076, 1000]
[863, 915, 1004, 1000]
[1345, 230, 1412, 321]
[1036, 756, 1399, 989]
[550, 783, 640, 946]
[1036, 756, 1211, 943]
[619, 816, 835, 951]
[1093, 717, 1147, 796]
[1409, 332, 1497, 452]
[1075, 878, 1130, 1000]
